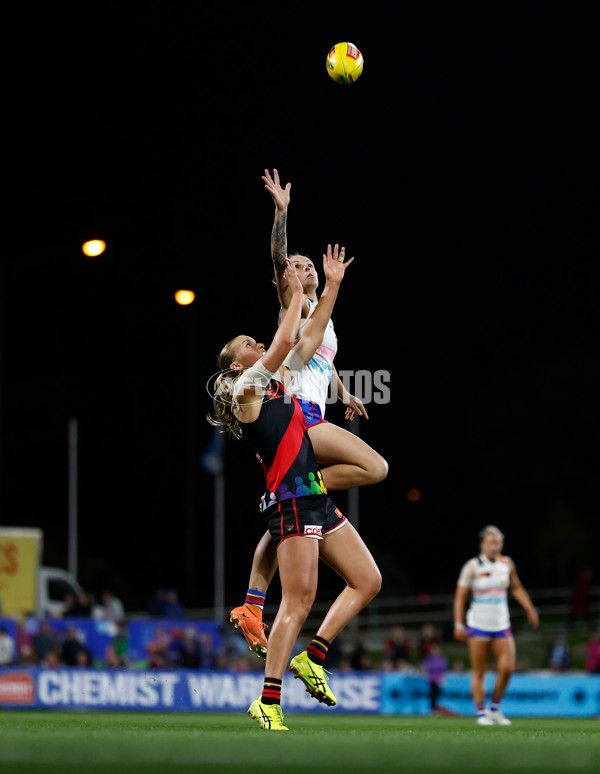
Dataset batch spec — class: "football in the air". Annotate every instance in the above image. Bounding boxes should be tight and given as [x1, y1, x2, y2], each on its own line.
[326, 41, 364, 84]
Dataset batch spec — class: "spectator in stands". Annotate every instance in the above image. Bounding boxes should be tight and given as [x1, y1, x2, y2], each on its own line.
[105, 620, 130, 668]
[81, 593, 95, 616]
[63, 592, 94, 617]
[93, 590, 125, 623]
[382, 624, 413, 669]
[45, 651, 61, 669]
[585, 630, 600, 674]
[60, 626, 93, 666]
[75, 648, 92, 667]
[336, 655, 352, 673]
[33, 620, 60, 665]
[162, 588, 185, 618]
[349, 639, 373, 671]
[422, 643, 449, 715]
[548, 629, 571, 671]
[196, 631, 218, 670]
[147, 628, 171, 668]
[228, 654, 253, 672]
[418, 623, 438, 660]
[147, 587, 168, 617]
[570, 568, 594, 631]
[173, 626, 203, 668]
[62, 593, 77, 616]
[0, 625, 15, 665]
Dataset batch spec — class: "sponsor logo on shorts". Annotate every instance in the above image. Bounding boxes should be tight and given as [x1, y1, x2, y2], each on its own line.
[335, 508, 344, 519]
[304, 525, 323, 537]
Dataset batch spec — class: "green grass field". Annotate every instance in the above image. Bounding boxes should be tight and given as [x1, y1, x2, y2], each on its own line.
[1, 711, 599, 774]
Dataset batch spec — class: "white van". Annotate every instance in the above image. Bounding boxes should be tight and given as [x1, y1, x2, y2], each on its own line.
[38, 566, 85, 618]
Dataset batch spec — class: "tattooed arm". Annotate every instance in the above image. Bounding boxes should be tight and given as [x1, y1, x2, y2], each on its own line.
[262, 168, 296, 312]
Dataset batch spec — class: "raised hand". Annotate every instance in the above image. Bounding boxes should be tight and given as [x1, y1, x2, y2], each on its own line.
[282, 258, 302, 295]
[262, 168, 291, 211]
[322, 243, 354, 285]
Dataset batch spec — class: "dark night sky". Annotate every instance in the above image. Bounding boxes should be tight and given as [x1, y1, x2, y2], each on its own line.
[2, 3, 599, 611]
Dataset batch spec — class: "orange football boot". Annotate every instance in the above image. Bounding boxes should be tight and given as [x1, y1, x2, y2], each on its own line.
[229, 604, 268, 659]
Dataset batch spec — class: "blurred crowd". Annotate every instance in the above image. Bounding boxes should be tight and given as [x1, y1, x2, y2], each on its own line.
[1, 579, 599, 678]
[1, 619, 600, 675]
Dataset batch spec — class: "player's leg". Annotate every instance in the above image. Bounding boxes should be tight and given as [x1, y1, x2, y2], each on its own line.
[233, 421, 387, 650]
[288, 522, 381, 706]
[266, 536, 320, 677]
[309, 422, 388, 490]
[488, 635, 516, 725]
[230, 530, 276, 658]
[468, 636, 493, 724]
[248, 536, 319, 730]
[314, 522, 382, 640]
[247, 529, 279, 590]
[430, 681, 441, 714]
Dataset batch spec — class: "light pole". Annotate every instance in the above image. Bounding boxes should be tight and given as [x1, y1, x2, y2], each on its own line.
[68, 417, 78, 580]
[0, 263, 4, 516]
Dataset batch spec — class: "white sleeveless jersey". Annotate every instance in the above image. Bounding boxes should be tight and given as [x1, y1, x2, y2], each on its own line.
[457, 554, 511, 632]
[285, 299, 338, 415]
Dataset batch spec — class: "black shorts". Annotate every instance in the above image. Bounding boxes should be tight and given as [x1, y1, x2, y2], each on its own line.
[265, 495, 348, 547]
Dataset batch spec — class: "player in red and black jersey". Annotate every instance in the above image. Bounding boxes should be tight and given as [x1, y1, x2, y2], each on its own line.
[209, 246, 382, 730]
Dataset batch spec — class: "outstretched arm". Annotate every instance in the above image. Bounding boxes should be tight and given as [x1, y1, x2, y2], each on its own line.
[509, 560, 539, 629]
[234, 262, 304, 420]
[293, 244, 353, 366]
[261, 261, 303, 374]
[262, 168, 294, 310]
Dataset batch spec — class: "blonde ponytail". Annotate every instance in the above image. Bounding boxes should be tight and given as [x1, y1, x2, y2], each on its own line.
[207, 371, 243, 440]
[206, 337, 245, 439]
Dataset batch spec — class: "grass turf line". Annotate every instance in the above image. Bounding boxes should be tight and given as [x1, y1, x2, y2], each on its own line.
[0, 712, 599, 773]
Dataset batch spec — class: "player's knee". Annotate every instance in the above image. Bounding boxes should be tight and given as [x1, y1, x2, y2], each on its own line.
[374, 455, 389, 484]
[363, 566, 382, 601]
[499, 660, 515, 678]
[363, 455, 389, 485]
[282, 589, 316, 622]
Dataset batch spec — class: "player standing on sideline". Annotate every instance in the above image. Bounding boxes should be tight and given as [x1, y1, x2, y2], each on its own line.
[229, 169, 388, 658]
[209, 247, 381, 730]
[453, 525, 539, 725]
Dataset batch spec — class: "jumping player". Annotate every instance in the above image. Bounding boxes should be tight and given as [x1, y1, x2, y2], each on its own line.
[229, 168, 388, 658]
[453, 525, 539, 725]
[209, 247, 381, 730]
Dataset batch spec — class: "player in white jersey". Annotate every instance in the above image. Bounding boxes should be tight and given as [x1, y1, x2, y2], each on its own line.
[285, 296, 338, 421]
[453, 525, 539, 726]
[229, 169, 388, 659]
